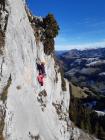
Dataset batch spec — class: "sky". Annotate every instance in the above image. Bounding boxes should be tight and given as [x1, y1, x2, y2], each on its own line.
[28, 0, 105, 50]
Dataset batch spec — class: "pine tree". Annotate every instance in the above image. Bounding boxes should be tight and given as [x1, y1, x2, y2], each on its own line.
[43, 13, 60, 38]
[42, 13, 60, 55]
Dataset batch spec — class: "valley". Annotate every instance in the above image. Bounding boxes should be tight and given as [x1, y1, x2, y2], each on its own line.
[56, 48, 105, 139]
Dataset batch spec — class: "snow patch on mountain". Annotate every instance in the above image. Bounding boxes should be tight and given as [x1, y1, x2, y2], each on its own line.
[95, 111, 105, 116]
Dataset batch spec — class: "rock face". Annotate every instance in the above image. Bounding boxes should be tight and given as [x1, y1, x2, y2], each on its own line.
[0, 0, 70, 140]
[0, 0, 98, 140]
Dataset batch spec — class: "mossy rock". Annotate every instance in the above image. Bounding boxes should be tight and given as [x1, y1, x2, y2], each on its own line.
[0, 75, 12, 103]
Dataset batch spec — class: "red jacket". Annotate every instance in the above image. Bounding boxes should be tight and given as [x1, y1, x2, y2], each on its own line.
[37, 74, 44, 85]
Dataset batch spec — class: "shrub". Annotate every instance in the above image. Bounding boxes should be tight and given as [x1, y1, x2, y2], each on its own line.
[0, 75, 11, 140]
[69, 95, 105, 140]
[62, 77, 66, 91]
[26, 12, 59, 55]
[0, 1, 9, 54]
[43, 38, 54, 55]
[0, 75, 12, 103]
[58, 67, 66, 91]
[0, 111, 5, 140]
[43, 13, 59, 38]
[42, 13, 59, 55]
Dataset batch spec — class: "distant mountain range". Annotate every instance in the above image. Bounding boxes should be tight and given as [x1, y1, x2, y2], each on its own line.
[56, 47, 105, 58]
[56, 47, 105, 95]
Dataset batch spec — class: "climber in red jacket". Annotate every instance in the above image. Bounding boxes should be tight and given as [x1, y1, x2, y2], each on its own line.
[36, 61, 46, 76]
[37, 73, 44, 86]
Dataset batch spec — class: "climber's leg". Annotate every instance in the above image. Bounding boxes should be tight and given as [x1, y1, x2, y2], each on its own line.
[40, 82, 43, 86]
[41, 64, 46, 76]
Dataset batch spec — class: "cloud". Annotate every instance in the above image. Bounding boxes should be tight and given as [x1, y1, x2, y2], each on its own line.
[76, 18, 105, 27]
[88, 21, 105, 27]
[55, 35, 82, 45]
[55, 40, 105, 50]
[55, 36, 67, 43]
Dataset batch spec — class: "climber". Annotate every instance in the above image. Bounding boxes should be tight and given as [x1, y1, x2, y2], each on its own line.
[40, 62, 46, 76]
[36, 59, 42, 73]
[36, 60, 46, 76]
[36, 62, 42, 73]
[37, 73, 44, 86]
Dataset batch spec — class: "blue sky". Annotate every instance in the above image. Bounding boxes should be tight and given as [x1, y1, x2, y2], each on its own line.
[28, 0, 105, 50]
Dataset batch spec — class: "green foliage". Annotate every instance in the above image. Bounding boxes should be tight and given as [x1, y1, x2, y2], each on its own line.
[0, 1, 8, 55]
[69, 96, 105, 140]
[0, 115, 5, 140]
[0, 74, 11, 140]
[0, 75, 12, 103]
[26, 11, 59, 55]
[43, 13, 60, 38]
[42, 13, 59, 55]
[43, 38, 54, 55]
[58, 67, 66, 91]
[61, 77, 66, 91]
